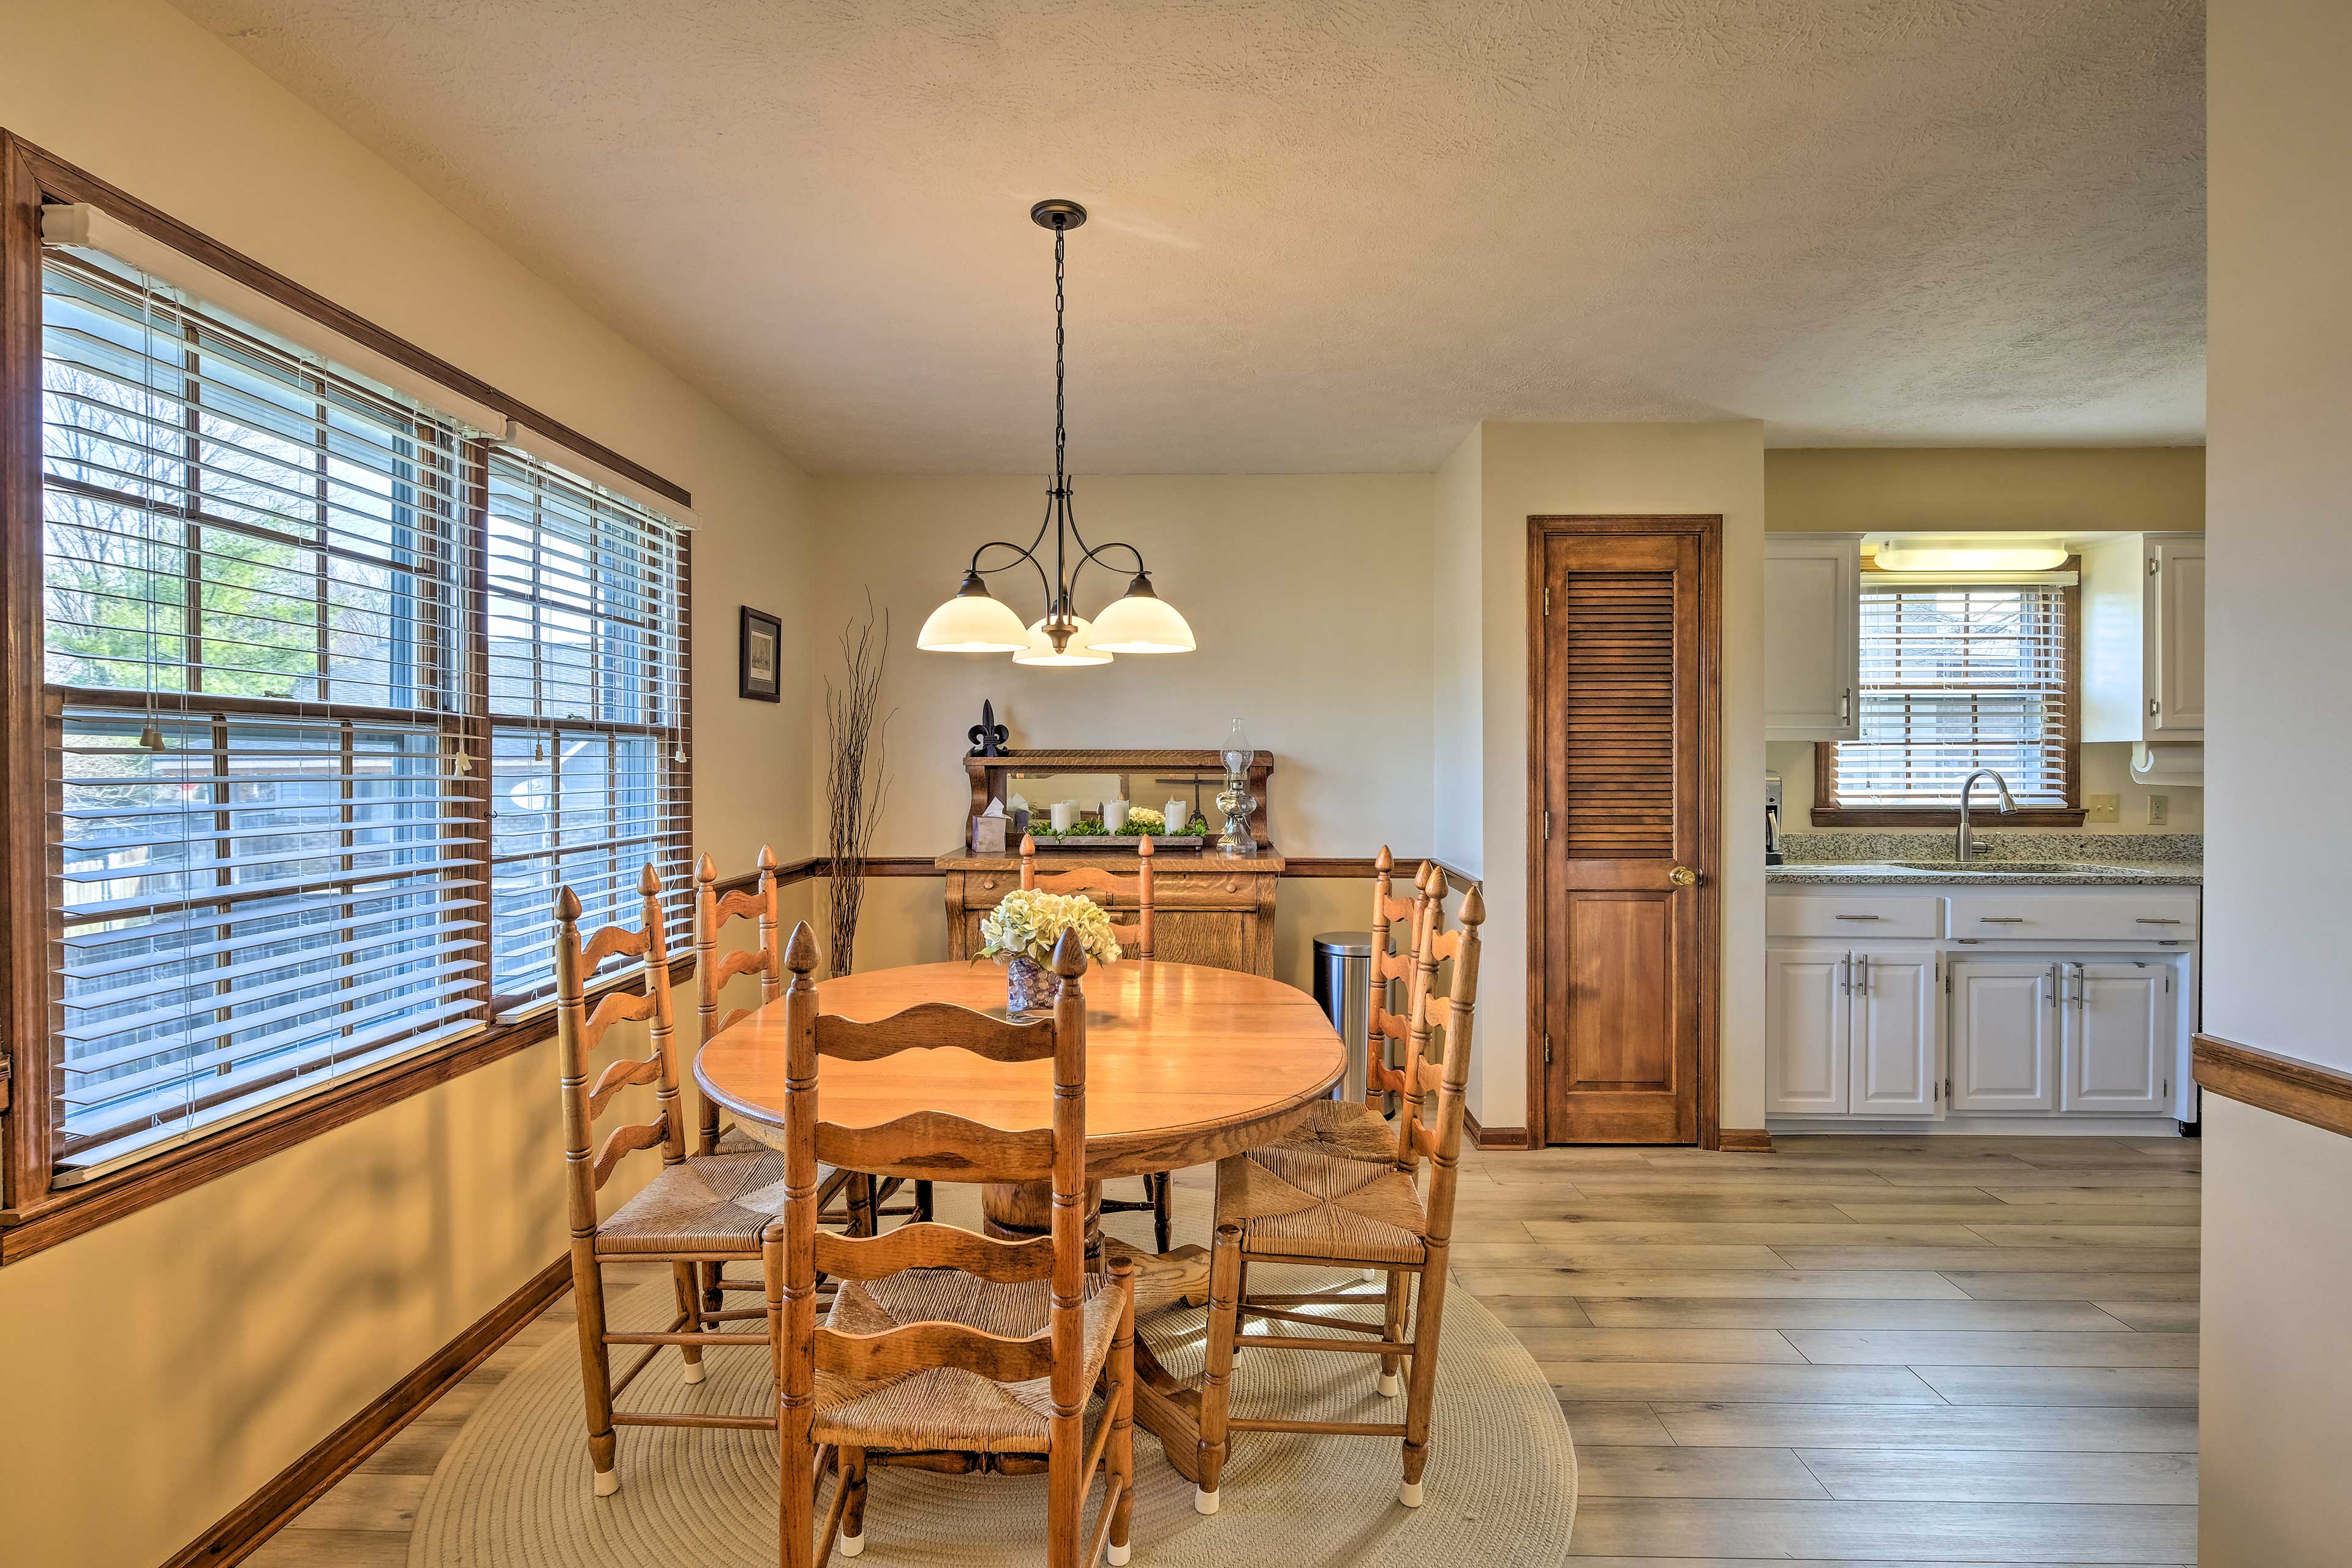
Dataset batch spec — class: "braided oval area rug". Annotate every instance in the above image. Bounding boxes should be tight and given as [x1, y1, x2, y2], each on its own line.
[410, 1184, 1576, 1566]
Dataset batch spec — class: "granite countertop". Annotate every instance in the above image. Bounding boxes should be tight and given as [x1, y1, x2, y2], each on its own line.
[1766, 831, 2203, 888]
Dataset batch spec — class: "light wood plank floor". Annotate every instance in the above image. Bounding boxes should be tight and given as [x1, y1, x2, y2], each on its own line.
[251, 1134, 2200, 1566]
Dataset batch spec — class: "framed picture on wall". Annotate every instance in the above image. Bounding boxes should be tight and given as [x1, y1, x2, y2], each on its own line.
[739, 606, 783, 702]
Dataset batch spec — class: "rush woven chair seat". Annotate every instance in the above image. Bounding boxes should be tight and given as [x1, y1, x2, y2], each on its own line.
[1019, 833, 1169, 1254]
[814, 1270, 1124, 1455]
[1212, 1144, 1430, 1265]
[597, 1145, 793, 1254]
[765, 924, 1137, 1568]
[1261, 851, 1438, 1167]
[555, 868, 783, 1501]
[1194, 881, 1485, 1516]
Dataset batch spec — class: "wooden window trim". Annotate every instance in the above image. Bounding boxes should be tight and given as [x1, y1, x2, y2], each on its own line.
[1809, 564, 2086, 827]
[0, 130, 700, 1262]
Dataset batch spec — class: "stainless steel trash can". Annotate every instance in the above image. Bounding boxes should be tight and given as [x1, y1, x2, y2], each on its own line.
[1312, 932, 1374, 1103]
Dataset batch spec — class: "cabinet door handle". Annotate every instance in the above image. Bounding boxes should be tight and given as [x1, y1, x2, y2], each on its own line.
[1840, 953, 1852, 995]
[2149, 697, 2161, 717]
[1977, 916, 2026, 924]
[1840, 688, 1852, 721]
[2070, 962, 2087, 1008]
[2133, 917, 2183, 925]
[1833, 913, 1882, 921]
[1855, 952, 1869, 997]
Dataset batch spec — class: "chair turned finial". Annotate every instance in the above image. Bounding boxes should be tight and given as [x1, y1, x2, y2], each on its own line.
[1050, 926, 1088, 978]
[1020, 832, 1037, 857]
[1137, 835, 1154, 859]
[696, 852, 717, 886]
[1374, 846, 1393, 873]
[757, 844, 778, 872]
[638, 862, 662, 895]
[556, 885, 582, 923]
[1417, 861, 1440, 895]
[1460, 883, 1487, 925]
[783, 921, 820, 976]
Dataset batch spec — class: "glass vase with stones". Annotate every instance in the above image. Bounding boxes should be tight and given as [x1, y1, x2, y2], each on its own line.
[1004, 954, 1066, 1016]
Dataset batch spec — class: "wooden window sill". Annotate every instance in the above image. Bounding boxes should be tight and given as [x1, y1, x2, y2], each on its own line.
[1808, 806, 2089, 827]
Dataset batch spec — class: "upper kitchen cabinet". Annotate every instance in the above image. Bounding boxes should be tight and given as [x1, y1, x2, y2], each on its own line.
[1764, 533, 1861, 741]
[2082, 532, 2206, 780]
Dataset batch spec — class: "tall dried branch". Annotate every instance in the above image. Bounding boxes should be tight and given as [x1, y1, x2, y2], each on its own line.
[826, 595, 892, 976]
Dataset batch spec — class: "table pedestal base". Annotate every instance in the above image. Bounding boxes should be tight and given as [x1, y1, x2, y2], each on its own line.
[983, 1179, 1215, 1481]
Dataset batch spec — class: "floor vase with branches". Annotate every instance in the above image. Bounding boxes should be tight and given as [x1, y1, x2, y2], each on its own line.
[826, 601, 891, 976]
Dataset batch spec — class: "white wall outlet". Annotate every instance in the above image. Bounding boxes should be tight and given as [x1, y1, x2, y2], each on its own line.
[2086, 793, 2120, 823]
[2146, 793, 2169, 826]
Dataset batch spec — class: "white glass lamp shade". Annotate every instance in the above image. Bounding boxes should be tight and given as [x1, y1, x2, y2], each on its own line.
[1013, 615, 1113, 666]
[916, 572, 1031, 652]
[1221, 718, 1251, 775]
[1088, 573, 1196, 654]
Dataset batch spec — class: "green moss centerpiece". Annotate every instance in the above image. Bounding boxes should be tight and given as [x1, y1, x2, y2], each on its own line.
[977, 888, 1123, 1013]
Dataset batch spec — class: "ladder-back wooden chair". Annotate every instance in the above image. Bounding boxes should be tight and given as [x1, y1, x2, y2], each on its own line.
[1019, 832, 1167, 1251]
[1262, 852, 1438, 1164]
[763, 925, 1136, 1568]
[1193, 883, 1485, 1515]
[694, 850, 922, 1317]
[556, 867, 783, 1499]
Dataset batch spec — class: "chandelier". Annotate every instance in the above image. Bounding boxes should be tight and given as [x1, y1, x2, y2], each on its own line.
[915, 199, 1195, 666]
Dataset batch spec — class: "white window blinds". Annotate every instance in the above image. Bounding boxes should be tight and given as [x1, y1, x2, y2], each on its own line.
[38, 240, 693, 1173]
[42, 251, 485, 1172]
[1829, 578, 2073, 809]
[482, 450, 692, 1010]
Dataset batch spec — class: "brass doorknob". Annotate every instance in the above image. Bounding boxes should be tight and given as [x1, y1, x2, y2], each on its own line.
[1668, 865, 1701, 887]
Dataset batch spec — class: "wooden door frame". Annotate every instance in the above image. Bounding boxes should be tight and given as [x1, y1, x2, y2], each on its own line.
[1525, 515, 1724, 1149]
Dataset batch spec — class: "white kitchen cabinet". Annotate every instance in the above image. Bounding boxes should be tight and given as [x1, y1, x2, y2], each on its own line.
[1764, 533, 1861, 741]
[1766, 948, 1850, 1114]
[2083, 531, 2205, 749]
[2060, 960, 2177, 1114]
[2147, 537, 2204, 734]
[1766, 946, 1939, 1118]
[1852, 949, 1940, 1117]
[1951, 959, 2058, 1112]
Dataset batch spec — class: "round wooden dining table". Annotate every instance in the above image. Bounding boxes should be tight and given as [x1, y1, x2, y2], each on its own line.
[693, 957, 1346, 1480]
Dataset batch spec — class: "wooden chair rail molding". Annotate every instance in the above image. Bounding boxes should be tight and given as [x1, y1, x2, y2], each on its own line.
[2193, 1034, 2352, 1140]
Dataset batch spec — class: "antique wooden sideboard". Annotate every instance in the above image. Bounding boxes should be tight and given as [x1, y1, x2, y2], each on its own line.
[937, 748, 1284, 976]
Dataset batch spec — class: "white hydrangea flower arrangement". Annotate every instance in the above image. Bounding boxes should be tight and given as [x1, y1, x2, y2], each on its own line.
[1121, 805, 1166, 832]
[978, 888, 1123, 968]
[978, 888, 1120, 1012]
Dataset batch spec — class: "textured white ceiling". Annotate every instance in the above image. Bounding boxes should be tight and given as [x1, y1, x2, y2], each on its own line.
[170, 0, 2205, 472]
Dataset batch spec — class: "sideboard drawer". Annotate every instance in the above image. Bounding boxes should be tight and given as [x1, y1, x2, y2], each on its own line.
[1948, 892, 2199, 941]
[1767, 894, 1943, 940]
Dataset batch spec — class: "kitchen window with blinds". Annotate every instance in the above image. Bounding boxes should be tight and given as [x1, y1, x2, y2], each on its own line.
[32, 237, 692, 1178]
[1824, 573, 2079, 816]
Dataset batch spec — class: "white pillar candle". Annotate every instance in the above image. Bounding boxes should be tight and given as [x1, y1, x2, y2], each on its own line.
[1164, 798, 1189, 836]
[1050, 801, 1079, 833]
[1106, 798, 1130, 832]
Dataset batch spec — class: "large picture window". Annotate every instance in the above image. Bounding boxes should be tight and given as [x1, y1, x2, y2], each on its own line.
[32, 244, 690, 1177]
[1822, 574, 2078, 819]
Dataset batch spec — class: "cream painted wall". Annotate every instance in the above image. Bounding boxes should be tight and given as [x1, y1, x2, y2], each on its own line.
[1472, 423, 1769, 1136]
[0, 1, 814, 1562]
[1765, 447, 2206, 533]
[2200, 2, 2352, 1562]
[1431, 429, 1484, 874]
[807, 472, 1436, 971]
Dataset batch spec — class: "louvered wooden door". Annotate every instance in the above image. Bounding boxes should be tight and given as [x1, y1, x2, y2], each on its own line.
[1533, 520, 1718, 1144]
